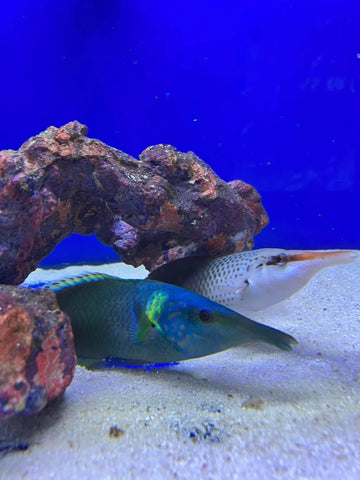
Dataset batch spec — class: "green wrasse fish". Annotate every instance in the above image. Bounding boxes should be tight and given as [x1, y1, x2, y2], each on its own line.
[50, 273, 297, 364]
[148, 249, 359, 313]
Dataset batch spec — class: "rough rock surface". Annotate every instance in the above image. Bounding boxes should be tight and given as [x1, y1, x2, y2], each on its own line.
[0, 285, 76, 420]
[0, 121, 268, 284]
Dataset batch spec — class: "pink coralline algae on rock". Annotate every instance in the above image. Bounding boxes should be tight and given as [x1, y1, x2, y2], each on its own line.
[0, 121, 268, 285]
[0, 285, 76, 420]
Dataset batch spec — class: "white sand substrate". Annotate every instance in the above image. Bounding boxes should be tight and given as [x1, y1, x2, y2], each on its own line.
[1, 256, 359, 479]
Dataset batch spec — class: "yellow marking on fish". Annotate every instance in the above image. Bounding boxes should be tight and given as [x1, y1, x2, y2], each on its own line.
[145, 291, 169, 331]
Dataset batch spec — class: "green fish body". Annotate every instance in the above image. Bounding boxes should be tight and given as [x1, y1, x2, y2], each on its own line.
[51, 274, 297, 365]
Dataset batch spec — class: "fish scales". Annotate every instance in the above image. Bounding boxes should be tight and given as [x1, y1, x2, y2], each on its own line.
[184, 254, 253, 307]
[148, 249, 359, 313]
[52, 274, 297, 365]
[54, 277, 187, 363]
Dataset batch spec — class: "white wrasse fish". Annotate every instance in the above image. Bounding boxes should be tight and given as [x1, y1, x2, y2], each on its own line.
[50, 273, 297, 365]
[148, 249, 359, 313]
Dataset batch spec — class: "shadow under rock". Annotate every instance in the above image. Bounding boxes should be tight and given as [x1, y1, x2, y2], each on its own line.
[0, 394, 68, 459]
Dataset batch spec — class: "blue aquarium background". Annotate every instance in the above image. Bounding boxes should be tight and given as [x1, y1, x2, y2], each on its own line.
[1, 1, 358, 266]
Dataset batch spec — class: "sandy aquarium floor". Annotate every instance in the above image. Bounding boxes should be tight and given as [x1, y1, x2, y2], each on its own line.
[1, 256, 360, 479]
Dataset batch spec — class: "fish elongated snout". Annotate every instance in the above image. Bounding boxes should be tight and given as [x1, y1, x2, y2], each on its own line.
[287, 249, 359, 267]
[223, 313, 298, 352]
[175, 304, 298, 360]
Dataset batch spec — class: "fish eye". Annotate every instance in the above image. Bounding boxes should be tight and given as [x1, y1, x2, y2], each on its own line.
[199, 309, 213, 323]
[266, 253, 288, 267]
[276, 254, 287, 266]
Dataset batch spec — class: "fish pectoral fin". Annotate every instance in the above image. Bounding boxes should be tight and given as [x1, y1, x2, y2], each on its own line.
[131, 291, 169, 343]
[131, 296, 166, 343]
[129, 307, 152, 343]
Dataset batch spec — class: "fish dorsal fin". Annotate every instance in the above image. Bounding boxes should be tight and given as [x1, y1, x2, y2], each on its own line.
[48, 273, 119, 292]
[147, 256, 211, 287]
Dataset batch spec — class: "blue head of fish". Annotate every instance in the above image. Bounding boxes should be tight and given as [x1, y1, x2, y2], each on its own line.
[141, 282, 271, 359]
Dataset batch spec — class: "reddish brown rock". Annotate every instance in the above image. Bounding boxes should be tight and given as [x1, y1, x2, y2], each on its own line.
[0, 121, 268, 284]
[0, 285, 76, 420]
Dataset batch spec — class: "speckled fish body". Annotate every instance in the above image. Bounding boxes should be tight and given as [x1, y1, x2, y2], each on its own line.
[50, 274, 297, 364]
[148, 249, 359, 313]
